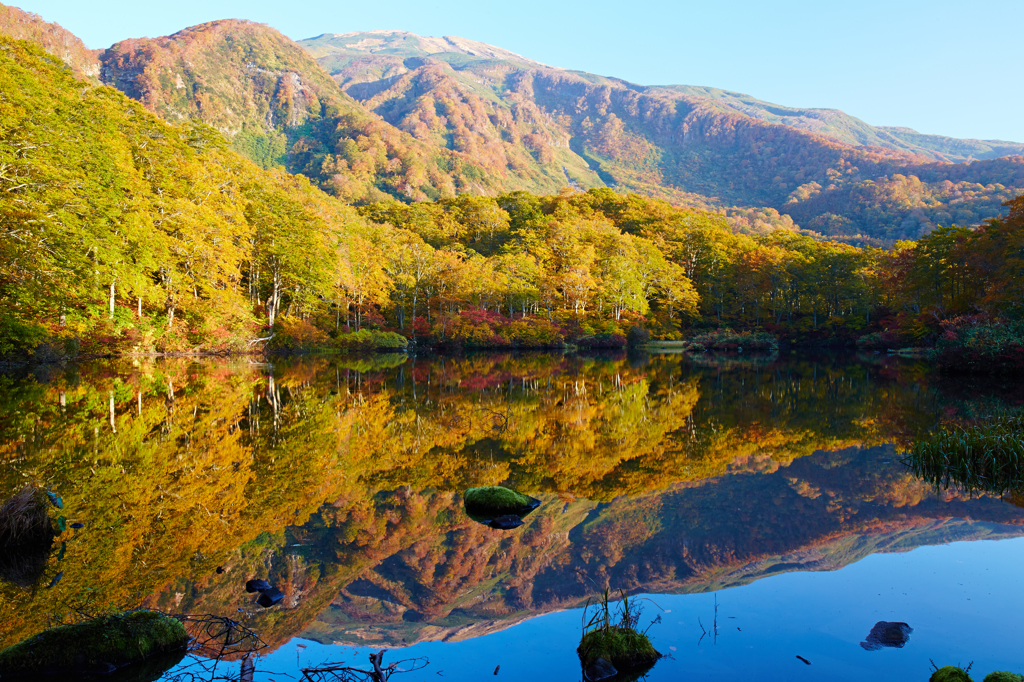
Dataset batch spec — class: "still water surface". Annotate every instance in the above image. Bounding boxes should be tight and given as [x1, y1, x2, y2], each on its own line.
[1, 351, 1022, 679]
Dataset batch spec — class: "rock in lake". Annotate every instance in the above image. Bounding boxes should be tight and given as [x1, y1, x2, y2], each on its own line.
[0, 610, 187, 678]
[257, 587, 285, 608]
[487, 515, 525, 530]
[463, 486, 540, 518]
[578, 625, 660, 679]
[983, 673, 1024, 682]
[860, 621, 913, 650]
[0, 486, 56, 587]
[245, 579, 272, 593]
[584, 657, 618, 682]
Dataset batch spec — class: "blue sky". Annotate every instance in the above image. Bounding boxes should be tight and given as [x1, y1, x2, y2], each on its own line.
[15, 0, 1024, 142]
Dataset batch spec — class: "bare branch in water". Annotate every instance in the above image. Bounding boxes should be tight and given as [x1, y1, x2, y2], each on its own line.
[299, 649, 429, 682]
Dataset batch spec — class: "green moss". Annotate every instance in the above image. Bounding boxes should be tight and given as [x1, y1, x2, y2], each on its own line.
[577, 625, 660, 671]
[0, 610, 188, 676]
[984, 673, 1024, 682]
[931, 667, 973, 682]
[463, 486, 533, 516]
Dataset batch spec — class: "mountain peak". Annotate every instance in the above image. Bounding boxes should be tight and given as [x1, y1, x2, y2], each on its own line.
[301, 30, 549, 69]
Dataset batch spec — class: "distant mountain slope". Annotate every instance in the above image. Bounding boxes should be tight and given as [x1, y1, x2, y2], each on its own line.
[301, 31, 1024, 241]
[0, 3, 100, 83]
[304, 32, 1024, 165]
[652, 85, 1024, 163]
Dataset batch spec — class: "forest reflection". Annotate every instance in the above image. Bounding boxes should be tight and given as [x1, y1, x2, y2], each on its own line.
[1, 352, 1022, 651]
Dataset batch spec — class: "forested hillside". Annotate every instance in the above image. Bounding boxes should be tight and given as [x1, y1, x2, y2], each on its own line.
[97, 20, 493, 203]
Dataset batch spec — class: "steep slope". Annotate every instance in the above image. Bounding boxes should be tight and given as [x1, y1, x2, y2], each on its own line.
[97, 20, 470, 202]
[0, 3, 100, 83]
[302, 31, 1024, 241]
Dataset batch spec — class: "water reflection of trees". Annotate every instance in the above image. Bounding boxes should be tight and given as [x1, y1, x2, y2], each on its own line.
[0, 353, 1021, 650]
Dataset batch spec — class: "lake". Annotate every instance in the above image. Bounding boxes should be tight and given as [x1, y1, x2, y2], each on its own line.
[1, 350, 1021, 680]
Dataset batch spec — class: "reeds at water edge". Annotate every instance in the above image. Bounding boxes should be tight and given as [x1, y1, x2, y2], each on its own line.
[902, 416, 1024, 496]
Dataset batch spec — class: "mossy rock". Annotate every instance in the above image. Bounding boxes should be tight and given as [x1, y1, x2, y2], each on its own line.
[931, 667, 974, 682]
[985, 673, 1024, 682]
[577, 626, 660, 676]
[0, 610, 188, 677]
[463, 486, 540, 519]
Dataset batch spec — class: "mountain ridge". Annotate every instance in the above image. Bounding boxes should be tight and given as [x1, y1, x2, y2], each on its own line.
[313, 31, 1024, 163]
[0, 3, 100, 82]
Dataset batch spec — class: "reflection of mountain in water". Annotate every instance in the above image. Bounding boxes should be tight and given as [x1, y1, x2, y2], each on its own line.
[288, 445, 1023, 647]
[311, 519, 1017, 648]
[2, 354, 1022, 653]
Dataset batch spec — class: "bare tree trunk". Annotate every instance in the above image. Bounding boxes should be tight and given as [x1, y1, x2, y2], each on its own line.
[109, 281, 116, 319]
[267, 269, 282, 327]
[412, 289, 418, 331]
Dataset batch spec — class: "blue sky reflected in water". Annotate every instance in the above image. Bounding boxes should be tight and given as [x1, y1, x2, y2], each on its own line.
[254, 535, 1024, 681]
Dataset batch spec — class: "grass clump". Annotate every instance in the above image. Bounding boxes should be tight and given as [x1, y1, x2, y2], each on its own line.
[932, 668, 973, 682]
[902, 416, 1024, 495]
[577, 589, 660, 676]
[0, 486, 55, 587]
[335, 330, 408, 350]
[463, 486, 533, 516]
[0, 610, 188, 676]
[578, 626, 659, 671]
[0, 486, 52, 547]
